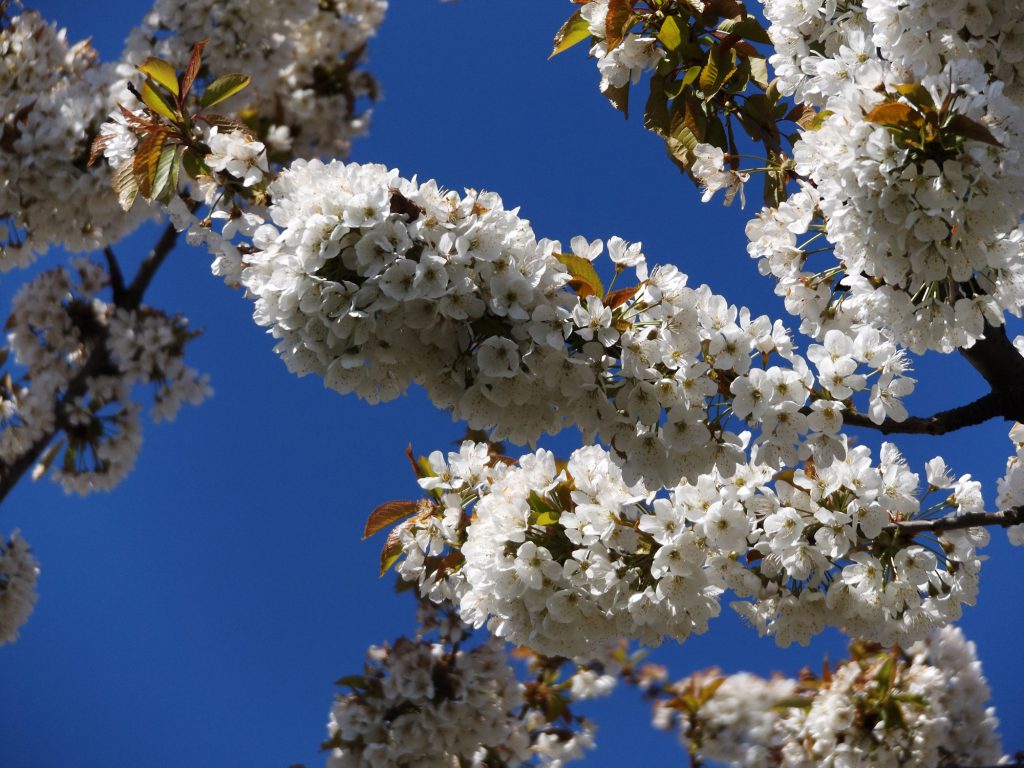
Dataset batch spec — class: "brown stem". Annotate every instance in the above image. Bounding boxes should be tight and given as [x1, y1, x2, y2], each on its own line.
[959, 321, 1024, 399]
[0, 224, 181, 505]
[840, 389, 1021, 436]
[886, 506, 1024, 537]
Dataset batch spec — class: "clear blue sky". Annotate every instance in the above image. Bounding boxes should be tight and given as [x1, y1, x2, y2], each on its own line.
[2, 2, 1021, 766]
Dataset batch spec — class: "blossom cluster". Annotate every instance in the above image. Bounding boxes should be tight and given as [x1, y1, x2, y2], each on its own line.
[393, 438, 985, 659]
[996, 421, 1024, 546]
[122, 0, 387, 159]
[0, 529, 38, 644]
[183, 158, 918, 490]
[651, 626, 1004, 767]
[0, 10, 148, 269]
[1, 259, 209, 494]
[754, 0, 1024, 353]
[324, 604, 601, 767]
[578, 1, 665, 92]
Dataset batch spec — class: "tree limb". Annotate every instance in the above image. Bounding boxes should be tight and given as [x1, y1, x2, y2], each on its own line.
[840, 389, 1021, 435]
[886, 506, 1024, 537]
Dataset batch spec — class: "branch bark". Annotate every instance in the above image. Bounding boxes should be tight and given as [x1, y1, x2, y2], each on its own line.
[886, 506, 1024, 537]
[840, 388, 1024, 435]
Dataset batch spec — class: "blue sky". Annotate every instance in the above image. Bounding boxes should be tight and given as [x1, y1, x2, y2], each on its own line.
[2, 2, 1021, 766]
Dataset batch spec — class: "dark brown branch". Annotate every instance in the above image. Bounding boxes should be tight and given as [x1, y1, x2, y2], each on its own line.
[960, 321, 1024, 399]
[885, 506, 1024, 537]
[839, 389, 1021, 436]
[0, 224, 181, 505]
[124, 221, 179, 309]
[103, 246, 127, 307]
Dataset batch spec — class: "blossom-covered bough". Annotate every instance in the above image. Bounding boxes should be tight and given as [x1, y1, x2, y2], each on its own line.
[4, 0, 1024, 764]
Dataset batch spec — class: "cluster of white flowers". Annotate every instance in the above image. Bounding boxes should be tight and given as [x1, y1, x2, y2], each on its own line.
[0, 11, 148, 269]
[0, 529, 38, 644]
[208, 158, 921, 489]
[756, 0, 1024, 353]
[578, 1, 665, 91]
[1, 260, 209, 494]
[652, 670, 798, 765]
[996, 421, 1024, 546]
[654, 626, 1004, 767]
[394, 438, 985, 659]
[325, 606, 598, 768]
[691, 144, 749, 208]
[122, 0, 387, 158]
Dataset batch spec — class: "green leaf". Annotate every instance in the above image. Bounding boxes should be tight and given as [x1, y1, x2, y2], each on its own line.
[151, 143, 180, 204]
[199, 73, 251, 109]
[602, 79, 630, 118]
[699, 45, 737, 101]
[549, 9, 591, 59]
[137, 56, 179, 97]
[716, 17, 772, 45]
[181, 149, 207, 179]
[644, 72, 670, 137]
[554, 252, 605, 299]
[605, 0, 633, 51]
[945, 113, 1004, 147]
[749, 56, 769, 89]
[140, 79, 177, 120]
[657, 16, 683, 50]
[363, 500, 421, 539]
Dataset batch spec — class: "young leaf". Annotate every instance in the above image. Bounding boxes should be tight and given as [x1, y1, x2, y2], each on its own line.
[200, 73, 251, 109]
[363, 500, 421, 539]
[379, 524, 407, 576]
[893, 83, 935, 113]
[133, 129, 167, 200]
[604, 0, 633, 51]
[699, 45, 737, 100]
[180, 39, 208, 101]
[113, 156, 139, 211]
[88, 132, 112, 167]
[549, 9, 590, 59]
[140, 79, 177, 120]
[863, 102, 920, 129]
[554, 252, 605, 299]
[605, 285, 639, 309]
[138, 56, 179, 97]
[152, 143, 180, 204]
[945, 113, 1004, 147]
[657, 16, 682, 51]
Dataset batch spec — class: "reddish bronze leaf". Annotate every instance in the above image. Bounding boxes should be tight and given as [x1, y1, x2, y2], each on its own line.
[363, 500, 421, 539]
[180, 39, 208, 102]
[604, 0, 633, 51]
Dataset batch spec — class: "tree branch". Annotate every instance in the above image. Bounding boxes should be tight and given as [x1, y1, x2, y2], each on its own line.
[124, 221, 179, 309]
[885, 506, 1024, 537]
[839, 389, 1022, 435]
[103, 246, 127, 307]
[960, 321, 1024, 398]
[0, 224, 181, 505]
